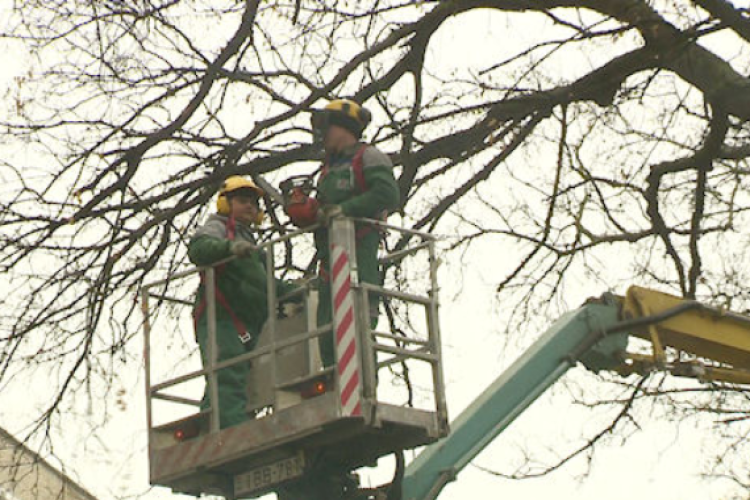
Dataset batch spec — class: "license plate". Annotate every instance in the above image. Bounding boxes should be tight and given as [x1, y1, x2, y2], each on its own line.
[234, 452, 305, 496]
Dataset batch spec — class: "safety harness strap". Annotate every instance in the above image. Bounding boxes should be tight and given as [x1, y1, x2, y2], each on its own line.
[193, 270, 253, 345]
[192, 215, 253, 345]
[351, 144, 368, 193]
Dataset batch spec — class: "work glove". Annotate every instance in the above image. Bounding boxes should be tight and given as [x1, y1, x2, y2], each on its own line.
[317, 204, 344, 225]
[230, 241, 256, 257]
[285, 197, 320, 227]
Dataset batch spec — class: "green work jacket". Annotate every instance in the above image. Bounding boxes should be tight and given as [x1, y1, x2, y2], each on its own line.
[314, 143, 400, 258]
[316, 143, 400, 218]
[189, 214, 296, 338]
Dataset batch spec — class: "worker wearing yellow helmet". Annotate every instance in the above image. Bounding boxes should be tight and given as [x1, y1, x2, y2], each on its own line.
[189, 176, 298, 429]
[214, 175, 266, 225]
[298, 99, 400, 367]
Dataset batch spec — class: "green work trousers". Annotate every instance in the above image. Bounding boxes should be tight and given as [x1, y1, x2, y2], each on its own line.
[196, 316, 250, 429]
[317, 230, 381, 367]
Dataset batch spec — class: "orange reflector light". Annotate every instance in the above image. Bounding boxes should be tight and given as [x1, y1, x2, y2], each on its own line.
[174, 424, 200, 442]
[301, 379, 328, 399]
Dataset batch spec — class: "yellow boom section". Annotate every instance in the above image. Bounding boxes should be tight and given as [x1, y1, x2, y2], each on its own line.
[619, 286, 750, 384]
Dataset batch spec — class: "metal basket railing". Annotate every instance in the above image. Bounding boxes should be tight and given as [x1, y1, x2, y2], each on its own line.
[141, 216, 447, 438]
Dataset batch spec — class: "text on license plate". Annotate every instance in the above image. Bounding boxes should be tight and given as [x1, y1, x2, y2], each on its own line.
[234, 453, 305, 495]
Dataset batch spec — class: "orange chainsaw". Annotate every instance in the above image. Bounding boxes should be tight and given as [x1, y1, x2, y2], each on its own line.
[280, 175, 319, 227]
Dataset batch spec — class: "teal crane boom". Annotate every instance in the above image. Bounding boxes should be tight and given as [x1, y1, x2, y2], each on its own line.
[401, 286, 750, 500]
[401, 297, 627, 500]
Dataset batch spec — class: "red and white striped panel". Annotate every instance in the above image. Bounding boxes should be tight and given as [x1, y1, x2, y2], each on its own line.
[330, 243, 362, 417]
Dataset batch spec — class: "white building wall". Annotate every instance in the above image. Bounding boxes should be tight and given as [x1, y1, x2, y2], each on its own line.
[0, 429, 97, 500]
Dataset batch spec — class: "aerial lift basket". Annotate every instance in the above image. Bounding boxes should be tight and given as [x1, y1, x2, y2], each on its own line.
[140, 216, 449, 499]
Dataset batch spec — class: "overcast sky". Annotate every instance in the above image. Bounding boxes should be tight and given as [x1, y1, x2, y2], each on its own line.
[0, 3, 746, 500]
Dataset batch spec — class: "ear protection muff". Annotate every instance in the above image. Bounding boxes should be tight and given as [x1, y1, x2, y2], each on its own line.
[355, 104, 372, 127]
[216, 192, 231, 215]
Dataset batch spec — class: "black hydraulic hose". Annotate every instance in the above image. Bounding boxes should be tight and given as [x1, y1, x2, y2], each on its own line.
[386, 451, 405, 500]
[567, 300, 725, 363]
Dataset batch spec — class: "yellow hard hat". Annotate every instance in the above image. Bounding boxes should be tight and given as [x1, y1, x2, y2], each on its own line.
[216, 176, 265, 222]
[311, 99, 372, 138]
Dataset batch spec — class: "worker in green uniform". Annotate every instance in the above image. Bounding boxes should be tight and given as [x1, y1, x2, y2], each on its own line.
[290, 99, 400, 367]
[189, 176, 297, 428]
